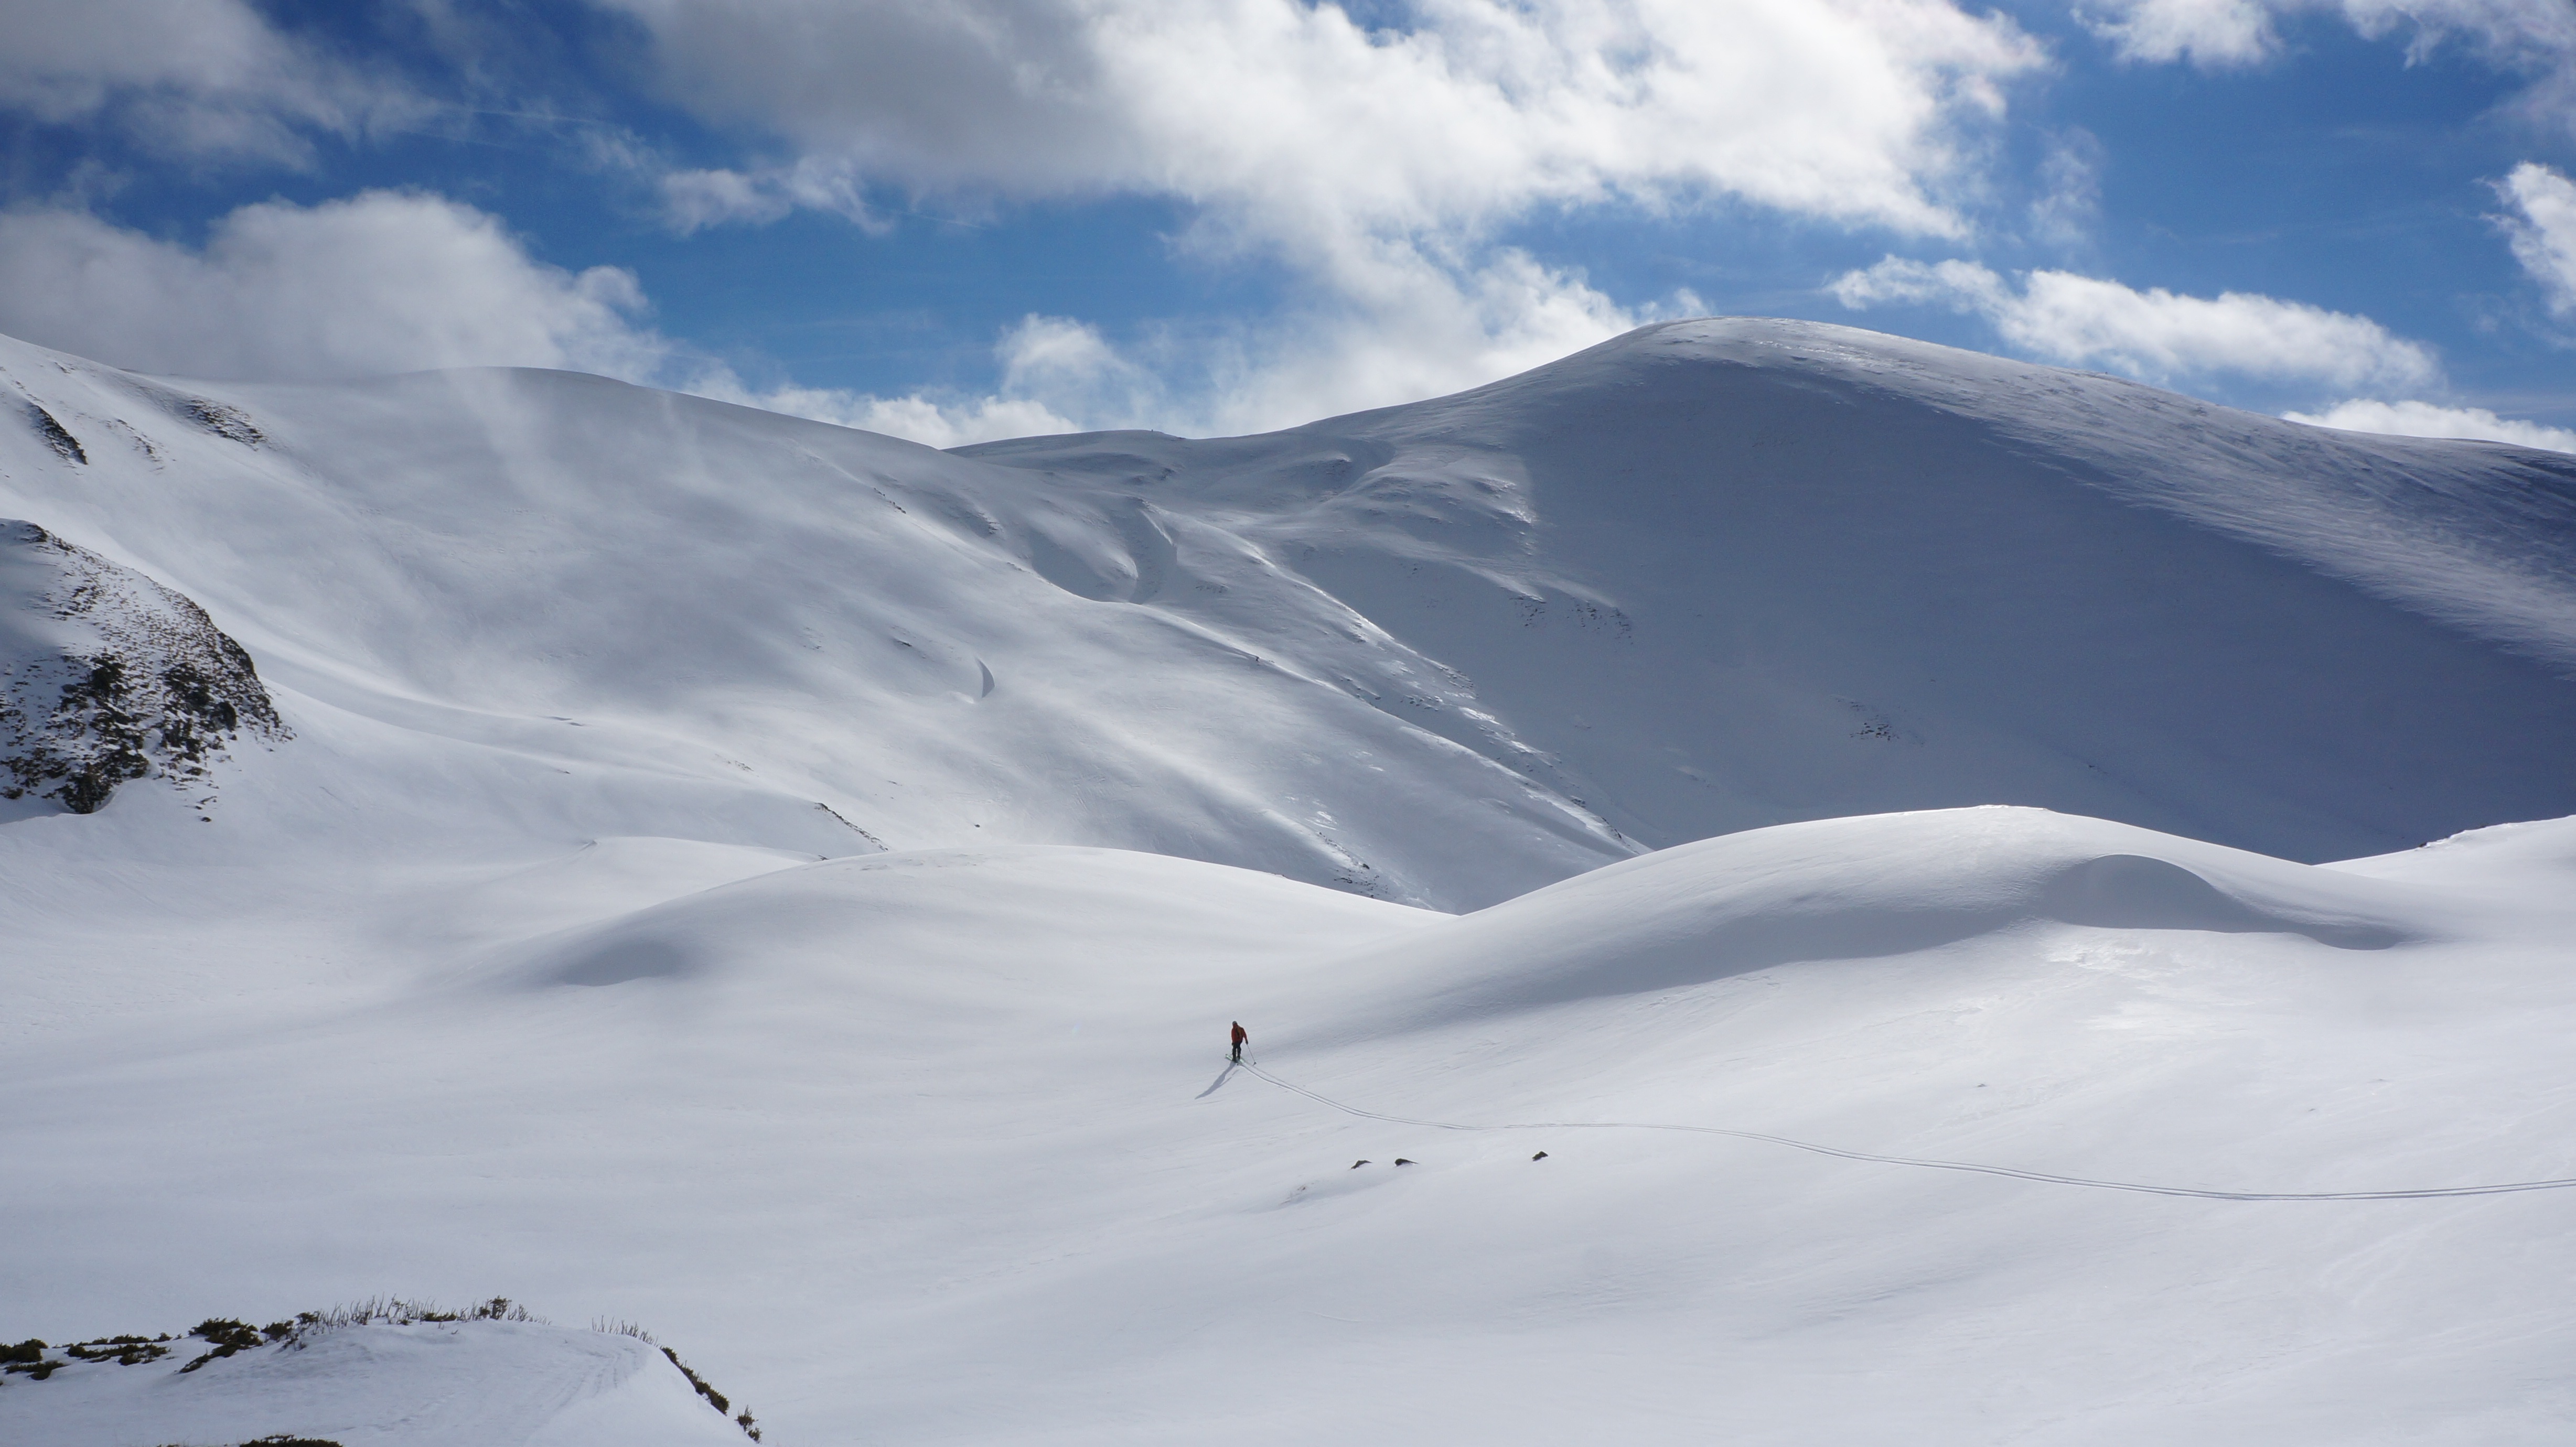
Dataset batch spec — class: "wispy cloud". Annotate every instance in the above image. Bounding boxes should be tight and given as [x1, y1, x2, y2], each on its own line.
[2085, 1, 2576, 135]
[2082, 0, 2278, 67]
[0, 0, 426, 164]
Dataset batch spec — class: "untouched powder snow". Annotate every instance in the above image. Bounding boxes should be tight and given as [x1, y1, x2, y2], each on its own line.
[6, 319, 2576, 1443]
[8, 809, 2576, 1444]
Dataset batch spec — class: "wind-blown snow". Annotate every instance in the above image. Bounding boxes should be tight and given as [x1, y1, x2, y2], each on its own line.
[4, 319, 2575, 1444]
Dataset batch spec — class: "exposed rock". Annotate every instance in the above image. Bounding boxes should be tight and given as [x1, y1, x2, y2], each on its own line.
[178, 397, 265, 446]
[22, 399, 85, 463]
[0, 520, 286, 814]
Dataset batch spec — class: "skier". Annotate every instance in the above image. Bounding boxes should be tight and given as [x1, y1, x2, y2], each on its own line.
[1229, 1021, 1248, 1064]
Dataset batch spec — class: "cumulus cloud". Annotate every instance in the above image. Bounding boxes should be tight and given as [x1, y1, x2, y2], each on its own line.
[0, 0, 416, 162]
[581, 0, 2044, 433]
[0, 186, 1099, 447]
[0, 192, 666, 382]
[2283, 397, 2576, 451]
[1830, 256, 2440, 390]
[0, 177, 1534, 446]
[600, 0, 2042, 242]
[2496, 161, 2576, 315]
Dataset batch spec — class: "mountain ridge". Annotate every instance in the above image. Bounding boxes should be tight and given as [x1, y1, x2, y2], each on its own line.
[3, 317, 2571, 902]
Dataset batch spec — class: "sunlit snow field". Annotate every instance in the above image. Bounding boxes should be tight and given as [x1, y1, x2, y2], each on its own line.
[5, 320, 2574, 1444]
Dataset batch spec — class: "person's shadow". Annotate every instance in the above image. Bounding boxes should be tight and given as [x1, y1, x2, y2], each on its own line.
[1195, 1061, 1240, 1099]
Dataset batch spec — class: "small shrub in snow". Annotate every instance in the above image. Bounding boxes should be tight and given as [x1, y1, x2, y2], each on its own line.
[591, 1316, 656, 1343]
[2, 1336, 64, 1379]
[65, 1333, 173, 1365]
[179, 1318, 269, 1372]
[285, 1295, 539, 1343]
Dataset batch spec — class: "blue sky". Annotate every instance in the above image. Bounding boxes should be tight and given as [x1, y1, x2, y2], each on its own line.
[6, 0, 2576, 448]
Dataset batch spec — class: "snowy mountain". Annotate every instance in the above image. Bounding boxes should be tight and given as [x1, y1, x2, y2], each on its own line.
[968, 320, 2576, 867]
[5, 319, 2575, 1446]
[2, 318, 2570, 904]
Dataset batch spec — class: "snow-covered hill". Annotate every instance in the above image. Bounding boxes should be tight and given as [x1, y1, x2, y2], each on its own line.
[8, 809, 2576, 1444]
[6, 320, 2576, 1444]
[973, 320, 2576, 867]
[5, 1318, 748, 1447]
[3, 318, 2571, 908]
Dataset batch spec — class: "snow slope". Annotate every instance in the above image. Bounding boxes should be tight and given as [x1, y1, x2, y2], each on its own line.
[7, 319, 2576, 1443]
[4, 1321, 747, 1447]
[7, 808, 2576, 1444]
[3, 317, 2571, 911]
[967, 318, 2576, 866]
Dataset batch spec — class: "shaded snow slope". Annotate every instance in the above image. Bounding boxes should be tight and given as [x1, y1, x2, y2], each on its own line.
[8, 807, 2576, 1444]
[971, 318, 2576, 864]
[0, 1321, 747, 1447]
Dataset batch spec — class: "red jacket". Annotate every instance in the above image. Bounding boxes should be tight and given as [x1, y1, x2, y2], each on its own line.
[1230, 1024, 1248, 1046]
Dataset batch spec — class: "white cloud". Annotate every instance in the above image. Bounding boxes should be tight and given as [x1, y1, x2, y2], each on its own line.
[0, 192, 665, 382]
[600, 0, 2044, 242]
[2087, 0, 2576, 67]
[660, 159, 883, 235]
[688, 317, 1121, 449]
[582, 0, 2045, 435]
[2028, 129, 2106, 248]
[0, 185, 1638, 444]
[2083, 0, 2278, 66]
[0, 0, 416, 162]
[1830, 256, 2440, 390]
[2283, 397, 2576, 451]
[2086, 1, 2576, 132]
[709, 380, 1082, 451]
[2496, 161, 2576, 315]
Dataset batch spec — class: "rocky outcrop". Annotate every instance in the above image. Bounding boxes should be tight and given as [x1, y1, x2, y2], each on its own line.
[0, 520, 286, 814]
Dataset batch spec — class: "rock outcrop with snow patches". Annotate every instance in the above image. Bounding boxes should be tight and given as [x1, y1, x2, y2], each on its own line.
[1, 519, 284, 815]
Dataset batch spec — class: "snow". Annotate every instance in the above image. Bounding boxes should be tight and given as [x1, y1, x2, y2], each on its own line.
[3, 318, 2575, 1444]
[6, 1322, 745, 1447]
